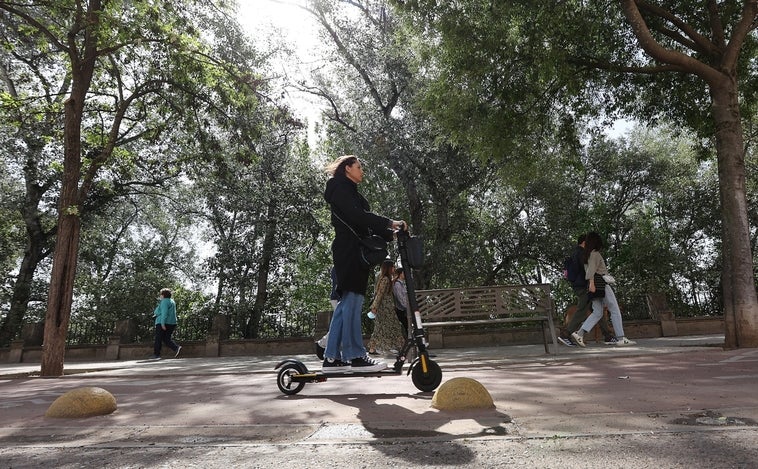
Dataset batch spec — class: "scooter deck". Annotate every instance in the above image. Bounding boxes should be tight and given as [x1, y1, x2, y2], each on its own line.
[291, 368, 404, 383]
[321, 368, 403, 377]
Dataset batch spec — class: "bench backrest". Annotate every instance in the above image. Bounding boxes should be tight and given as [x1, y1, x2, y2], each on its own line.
[415, 284, 554, 320]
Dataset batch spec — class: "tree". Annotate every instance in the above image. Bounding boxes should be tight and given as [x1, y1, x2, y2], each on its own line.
[395, 1, 758, 347]
[301, 0, 498, 289]
[0, 161, 25, 322]
[0, 0, 257, 375]
[74, 188, 204, 342]
[193, 101, 323, 338]
[0, 23, 61, 346]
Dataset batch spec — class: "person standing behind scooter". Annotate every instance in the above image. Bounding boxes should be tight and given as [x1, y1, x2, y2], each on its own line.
[367, 260, 405, 355]
[315, 266, 340, 360]
[322, 155, 406, 374]
[392, 267, 409, 337]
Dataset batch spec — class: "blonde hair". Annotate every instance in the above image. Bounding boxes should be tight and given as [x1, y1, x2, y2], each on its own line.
[325, 155, 358, 176]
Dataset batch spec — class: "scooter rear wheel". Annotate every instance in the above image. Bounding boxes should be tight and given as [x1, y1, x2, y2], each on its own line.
[411, 359, 442, 392]
[277, 362, 306, 395]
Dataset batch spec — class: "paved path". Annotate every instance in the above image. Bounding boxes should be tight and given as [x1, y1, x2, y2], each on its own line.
[1, 334, 757, 468]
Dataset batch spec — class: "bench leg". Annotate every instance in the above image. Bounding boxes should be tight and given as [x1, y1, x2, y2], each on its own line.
[543, 315, 559, 355]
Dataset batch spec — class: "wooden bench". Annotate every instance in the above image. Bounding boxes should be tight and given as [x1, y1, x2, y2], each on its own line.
[414, 284, 559, 354]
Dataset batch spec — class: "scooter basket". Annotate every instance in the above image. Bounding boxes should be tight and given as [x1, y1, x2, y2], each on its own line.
[406, 236, 424, 268]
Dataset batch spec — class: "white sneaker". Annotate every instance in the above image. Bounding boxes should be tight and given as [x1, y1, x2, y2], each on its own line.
[616, 337, 637, 346]
[322, 358, 352, 374]
[571, 332, 586, 348]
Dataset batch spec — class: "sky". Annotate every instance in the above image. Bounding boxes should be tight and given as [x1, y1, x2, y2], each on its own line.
[236, 0, 316, 57]
[235, 0, 323, 141]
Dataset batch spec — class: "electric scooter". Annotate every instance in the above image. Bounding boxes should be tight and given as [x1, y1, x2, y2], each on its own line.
[274, 227, 442, 395]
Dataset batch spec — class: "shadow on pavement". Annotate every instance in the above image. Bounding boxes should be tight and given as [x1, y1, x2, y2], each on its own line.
[284, 392, 512, 466]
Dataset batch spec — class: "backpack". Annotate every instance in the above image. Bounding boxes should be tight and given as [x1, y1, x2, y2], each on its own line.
[563, 253, 583, 284]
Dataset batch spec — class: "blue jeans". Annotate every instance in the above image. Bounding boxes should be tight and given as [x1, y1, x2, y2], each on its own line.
[324, 291, 365, 362]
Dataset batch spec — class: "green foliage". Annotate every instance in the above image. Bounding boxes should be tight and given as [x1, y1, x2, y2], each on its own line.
[73, 189, 208, 337]
[0, 163, 23, 274]
[393, 0, 758, 158]
[389, 1, 757, 323]
[188, 74, 325, 337]
[0, 0, 287, 345]
[1, 0, 750, 347]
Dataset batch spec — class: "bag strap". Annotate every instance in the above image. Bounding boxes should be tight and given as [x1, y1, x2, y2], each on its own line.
[332, 210, 363, 240]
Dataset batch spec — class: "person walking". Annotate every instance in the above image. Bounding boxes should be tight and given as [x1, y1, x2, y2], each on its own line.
[367, 260, 405, 355]
[558, 234, 615, 346]
[151, 288, 181, 359]
[571, 232, 636, 347]
[322, 155, 405, 373]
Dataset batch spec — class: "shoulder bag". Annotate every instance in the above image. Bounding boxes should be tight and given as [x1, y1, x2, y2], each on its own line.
[332, 211, 389, 267]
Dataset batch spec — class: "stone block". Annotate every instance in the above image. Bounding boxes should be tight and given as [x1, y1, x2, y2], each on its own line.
[45, 387, 117, 418]
[21, 322, 44, 346]
[211, 314, 230, 340]
[205, 334, 220, 357]
[8, 340, 24, 363]
[113, 319, 137, 343]
[105, 336, 121, 360]
[431, 377, 495, 410]
[659, 311, 678, 336]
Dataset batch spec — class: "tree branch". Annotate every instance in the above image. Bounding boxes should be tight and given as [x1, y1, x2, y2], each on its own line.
[574, 56, 688, 74]
[706, 0, 727, 49]
[301, 2, 391, 116]
[637, 0, 719, 56]
[723, 0, 758, 69]
[298, 82, 357, 132]
[0, 3, 69, 52]
[620, 0, 724, 86]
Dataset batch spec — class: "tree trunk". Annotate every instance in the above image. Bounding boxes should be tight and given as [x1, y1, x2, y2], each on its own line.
[40, 85, 88, 376]
[247, 201, 277, 339]
[40, 215, 81, 376]
[40, 147, 83, 375]
[0, 173, 54, 345]
[710, 82, 758, 348]
[0, 242, 46, 346]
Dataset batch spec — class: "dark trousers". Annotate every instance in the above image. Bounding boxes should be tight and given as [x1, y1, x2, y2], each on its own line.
[395, 308, 409, 338]
[153, 324, 179, 356]
[564, 287, 612, 338]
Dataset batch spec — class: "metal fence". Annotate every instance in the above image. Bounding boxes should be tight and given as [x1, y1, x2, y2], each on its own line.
[65, 309, 319, 346]
[67, 321, 118, 346]
[57, 288, 719, 346]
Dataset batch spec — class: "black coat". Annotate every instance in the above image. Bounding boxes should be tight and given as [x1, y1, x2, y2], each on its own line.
[324, 174, 394, 296]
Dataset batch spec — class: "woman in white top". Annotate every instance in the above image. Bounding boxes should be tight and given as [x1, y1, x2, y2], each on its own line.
[571, 231, 636, 347]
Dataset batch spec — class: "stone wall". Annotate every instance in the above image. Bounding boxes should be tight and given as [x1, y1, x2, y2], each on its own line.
[0, 316, 724, 364]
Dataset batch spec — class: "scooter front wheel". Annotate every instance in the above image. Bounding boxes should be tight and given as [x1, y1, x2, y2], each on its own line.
[277, 362, 307, 395]
[411, 358, 442, 392]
